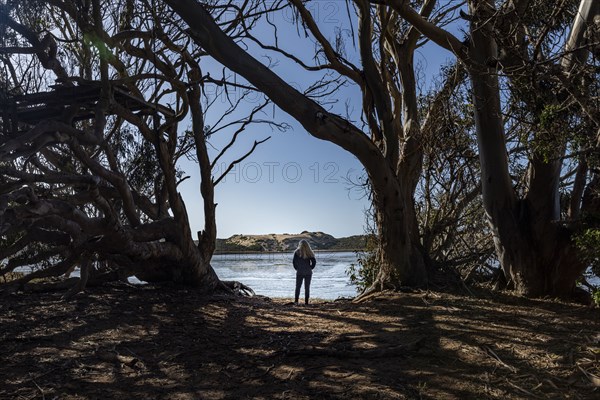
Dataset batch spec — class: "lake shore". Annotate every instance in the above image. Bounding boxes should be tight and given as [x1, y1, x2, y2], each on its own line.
[212, 251, 359, 299]
[213, 248, 364, 255]
[1, 284, 598, 399]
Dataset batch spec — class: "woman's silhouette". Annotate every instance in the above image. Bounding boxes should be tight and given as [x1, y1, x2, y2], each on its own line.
[293, 240, 316, 305]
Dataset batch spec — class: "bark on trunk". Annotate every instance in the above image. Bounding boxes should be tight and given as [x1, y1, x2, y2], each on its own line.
[366, 169, 428, 294]
[485, 200, 585, 297]
[188, 71, 217, 263]
[373, 202, 427, 290]
[135, 255, 221, 293]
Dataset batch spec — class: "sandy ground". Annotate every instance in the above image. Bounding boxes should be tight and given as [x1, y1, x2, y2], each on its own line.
[1, 284, 599, 399]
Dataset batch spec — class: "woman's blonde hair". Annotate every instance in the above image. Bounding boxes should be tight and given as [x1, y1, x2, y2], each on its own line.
[296, 239, 315, 259]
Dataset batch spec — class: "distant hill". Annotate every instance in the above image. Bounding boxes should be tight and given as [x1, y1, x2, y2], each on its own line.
[215, 231, 367, 253]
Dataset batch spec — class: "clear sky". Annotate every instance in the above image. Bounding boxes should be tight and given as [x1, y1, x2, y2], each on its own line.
[176, 2, 460, 239]
[179, 127, 370, 238]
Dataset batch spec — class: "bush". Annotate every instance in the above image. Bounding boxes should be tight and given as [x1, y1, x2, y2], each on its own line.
[593, 289, 600, 307]
[347, 234, 379, 293]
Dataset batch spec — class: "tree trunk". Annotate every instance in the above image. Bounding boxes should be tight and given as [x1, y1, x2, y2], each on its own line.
[135, 256, 221, 292]
[373, 207, 427, 290]
[484, 201, 585, 297]
[365, 169, 427, 294]
[467, 0, 588, 298]
[188, 71, 217, 263]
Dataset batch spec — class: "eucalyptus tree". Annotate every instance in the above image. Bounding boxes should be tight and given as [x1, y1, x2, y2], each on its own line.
[0, 0, 279, 294]
[391, 0, 600, 297]
[165, 0, 469, 296]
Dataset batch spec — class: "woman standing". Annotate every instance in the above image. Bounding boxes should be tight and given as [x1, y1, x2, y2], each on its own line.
[293, 240, 316, 305]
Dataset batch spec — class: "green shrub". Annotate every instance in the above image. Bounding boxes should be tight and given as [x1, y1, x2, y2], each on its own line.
[593, 289, 600, 307]
[347, 234, 379, 293]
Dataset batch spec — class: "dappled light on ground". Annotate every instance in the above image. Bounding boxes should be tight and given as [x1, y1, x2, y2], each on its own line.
[1, 285, 598, 399]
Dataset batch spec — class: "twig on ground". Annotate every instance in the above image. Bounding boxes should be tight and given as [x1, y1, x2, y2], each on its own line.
[506, 379, 541, 398]
[577, 365, 600, 387]
[255, 364, 275, 378]
[32, 379, 45, 400]
[286, 368, 295, 379]
[484, 346, 518, 373]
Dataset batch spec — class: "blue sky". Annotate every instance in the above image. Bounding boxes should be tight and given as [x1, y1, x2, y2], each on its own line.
[179, 106, 372, 238]
[177, 1, 460, 239]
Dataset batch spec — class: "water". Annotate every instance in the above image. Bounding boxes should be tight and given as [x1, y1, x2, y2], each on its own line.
[21, 254, 600, 297]
[211, 251, 360, 300]
[20, 251, 360, 298]
[586, 269, 600, 287]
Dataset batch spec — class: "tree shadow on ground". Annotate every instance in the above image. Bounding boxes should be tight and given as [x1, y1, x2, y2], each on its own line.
[0, 284, 598, 399]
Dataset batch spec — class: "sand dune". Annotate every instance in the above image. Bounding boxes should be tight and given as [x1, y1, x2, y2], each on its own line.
[216, 231, 366, 252]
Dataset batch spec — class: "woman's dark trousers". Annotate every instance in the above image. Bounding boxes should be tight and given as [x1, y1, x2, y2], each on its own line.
[295, 273, 312, 304]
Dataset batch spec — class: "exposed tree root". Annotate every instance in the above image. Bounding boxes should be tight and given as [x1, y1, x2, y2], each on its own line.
[1, 273, 257, 300]
[353, 285, 383, 303]
[220, 280, 255, 297]
[353, 284, 418, 303]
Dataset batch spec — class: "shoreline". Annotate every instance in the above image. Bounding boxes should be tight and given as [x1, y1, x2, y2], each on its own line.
[213, 248, 365, 255]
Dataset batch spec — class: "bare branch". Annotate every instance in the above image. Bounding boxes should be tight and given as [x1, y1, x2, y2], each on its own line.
[213, 136, 271, 186]
[382, 0, 469, 63]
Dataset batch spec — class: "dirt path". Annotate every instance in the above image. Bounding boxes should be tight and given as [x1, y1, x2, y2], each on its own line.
[1, 284, 598, 399]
